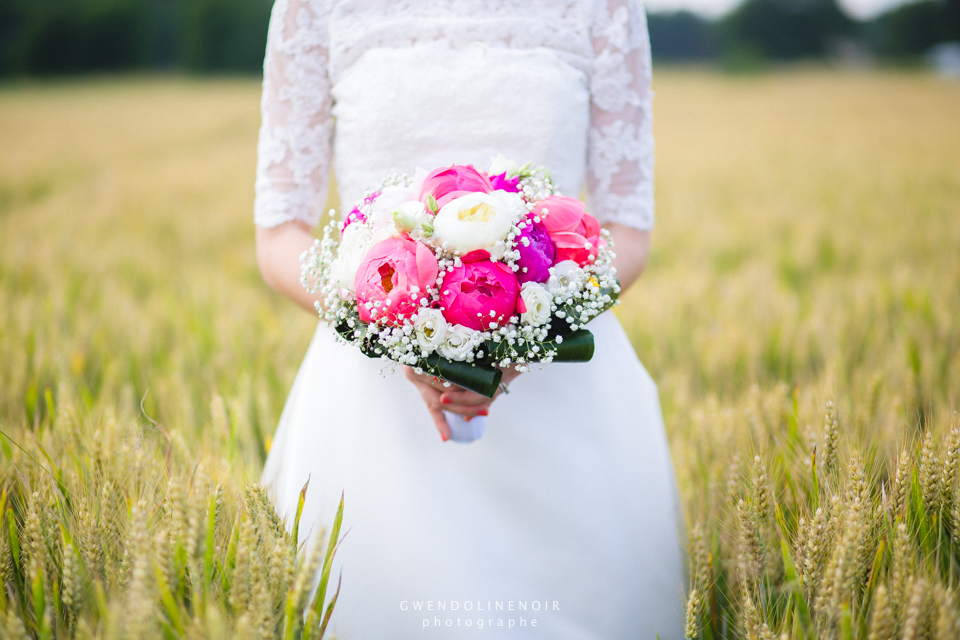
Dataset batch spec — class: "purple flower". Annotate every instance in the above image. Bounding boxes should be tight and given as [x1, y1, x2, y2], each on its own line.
[488, 172, 521, 193]
[515, 218, 556, 284]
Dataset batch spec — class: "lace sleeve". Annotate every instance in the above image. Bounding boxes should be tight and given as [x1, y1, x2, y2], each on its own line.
[586, 0, 655, 231]
[254, 0, 333, 228]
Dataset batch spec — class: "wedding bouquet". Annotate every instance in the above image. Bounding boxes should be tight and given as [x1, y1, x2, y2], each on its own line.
[301, 157, 620, 407]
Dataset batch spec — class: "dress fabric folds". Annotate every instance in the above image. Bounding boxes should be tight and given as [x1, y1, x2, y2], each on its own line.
[257, 1, 685, 637]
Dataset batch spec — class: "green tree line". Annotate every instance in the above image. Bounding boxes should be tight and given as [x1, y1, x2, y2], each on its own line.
[649, 0, 960, 63]
[0, 0, 958, 75]
[0, 0, 272, 75]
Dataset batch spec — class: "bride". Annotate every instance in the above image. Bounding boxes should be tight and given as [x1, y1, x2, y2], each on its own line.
[254, 0, 685, 637]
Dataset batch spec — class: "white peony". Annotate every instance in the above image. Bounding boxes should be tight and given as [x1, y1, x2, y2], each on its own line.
[432, 191, 525, 259]
[439, 324, 480, 362]
[519, 282, 553, 327]
[413, 308, 448, 353]
[546, 260, 583, 295]
[330, 224, 396, 293]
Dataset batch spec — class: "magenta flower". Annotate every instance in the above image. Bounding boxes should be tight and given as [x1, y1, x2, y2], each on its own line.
[355, 234, 439, 326]
[419, 165, 492, 209]
[341, 206, 366, 229]
[487, 172, 521, 193]
[440, 256, 519, 331]
[515, 218, 556, 284]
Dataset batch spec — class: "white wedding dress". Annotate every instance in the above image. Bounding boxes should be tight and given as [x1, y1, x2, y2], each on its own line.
[256, 1, 685, 637]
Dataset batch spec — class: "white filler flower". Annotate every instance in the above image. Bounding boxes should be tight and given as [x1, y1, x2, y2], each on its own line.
[519, 282, 553, 326]
[413, 308, 448, 353]
[439, 324, 480, 361]
[432, 191, 524, 259]
[546, 260, 583, 295]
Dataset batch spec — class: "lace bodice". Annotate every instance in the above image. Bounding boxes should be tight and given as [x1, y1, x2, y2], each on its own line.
[254, 0, 655, 231]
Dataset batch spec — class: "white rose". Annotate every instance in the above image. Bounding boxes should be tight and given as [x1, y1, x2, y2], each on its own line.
[432, 191, 524, 259]
[519, 282, 553, 327]
[546, 260, 583, 295]
[413, 308, 448, 353]
[330, 224, 397, 292]
[439, 324, 480, 362]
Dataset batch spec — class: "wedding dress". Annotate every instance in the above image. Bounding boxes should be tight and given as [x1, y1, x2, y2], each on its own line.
[256, 1, 685, 637]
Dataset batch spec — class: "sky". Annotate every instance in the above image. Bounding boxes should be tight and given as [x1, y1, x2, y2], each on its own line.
[643, 0, 918, 20]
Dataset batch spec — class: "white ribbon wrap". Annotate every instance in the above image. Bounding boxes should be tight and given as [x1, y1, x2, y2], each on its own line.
[444, 412, 487, 443]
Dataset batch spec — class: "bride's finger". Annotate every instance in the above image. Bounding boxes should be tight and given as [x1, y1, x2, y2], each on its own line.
[439, 389, 489, 407]
[440, 403, 489, 418]
[427, 404, 452, 441]
[404, 368, 467, 394]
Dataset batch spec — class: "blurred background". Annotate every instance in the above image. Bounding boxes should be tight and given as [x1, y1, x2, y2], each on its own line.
[0, 0, 959, 75]
[1, 1, 959, 638]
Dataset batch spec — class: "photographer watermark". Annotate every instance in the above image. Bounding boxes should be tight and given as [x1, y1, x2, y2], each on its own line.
[400, 600, 560, 630]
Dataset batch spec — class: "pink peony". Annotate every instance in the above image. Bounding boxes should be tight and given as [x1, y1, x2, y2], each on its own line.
[354, 234, 439, 325]
[532, 196, 602, 267]
[419, 165, 492, 209]
[439, 255, 519, 331]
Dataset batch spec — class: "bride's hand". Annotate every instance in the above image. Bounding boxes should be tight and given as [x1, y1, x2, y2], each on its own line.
[403, 367, 522, 441]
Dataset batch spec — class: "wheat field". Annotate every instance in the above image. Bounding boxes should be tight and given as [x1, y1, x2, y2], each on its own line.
[0, 71, 959, 638]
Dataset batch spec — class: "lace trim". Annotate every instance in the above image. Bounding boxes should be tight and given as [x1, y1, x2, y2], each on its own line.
[254, 0, 333, 228]
[587, 101, 654, 230]
[253, 189, 325, 229]
[590, 47, 641, 113]
[586, 0, 654, 230]
[326, 14, 591, 82]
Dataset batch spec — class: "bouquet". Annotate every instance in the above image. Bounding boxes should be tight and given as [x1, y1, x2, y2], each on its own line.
[301, 157, 620, 422]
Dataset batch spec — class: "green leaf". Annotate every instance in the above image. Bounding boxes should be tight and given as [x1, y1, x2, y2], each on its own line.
[32, 560, 46, 630]
[293, 477, 310, 550]
[0, 431, 12, 461]
[546, 329, 595, 363]
[154, 563, 186, 636]
[5, 507, 18, 572]
[421, 355, 502, 399]
[318, 572, 342, 640]
[840, 604, 853, 640]
[310, 494, 345, 630]
[780, 538, 813, 636]
[203, 492, 217, 608]
[44, 388, 54, 427]
[222, 513, 241, 597]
